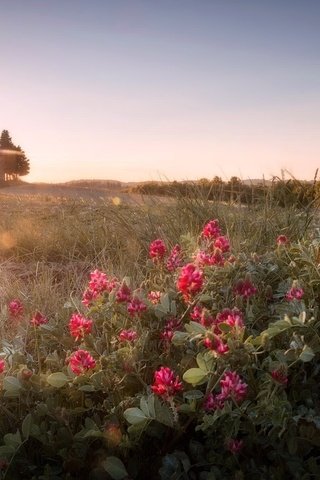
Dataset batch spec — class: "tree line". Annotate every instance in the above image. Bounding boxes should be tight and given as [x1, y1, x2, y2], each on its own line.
[129, 174, 319, 208]
[0, 130, 30, 182]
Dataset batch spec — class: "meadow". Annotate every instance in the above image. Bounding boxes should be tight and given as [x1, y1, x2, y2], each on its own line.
[0, 183, 319, 479]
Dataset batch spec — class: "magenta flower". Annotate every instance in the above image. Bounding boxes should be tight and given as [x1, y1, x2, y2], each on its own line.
[149, 239, 167, 262]
[203, 392, 224, 411]
[203, 335, 229, 355]
[116, 282, 132, 303]
[271, 369, 288, 386]
[69, 349, 96, 375]
[69, 313, 93, 341]
[151, 366, 183, 399]
[177, 263, 204, 302]
[166, 244, 182, 272]
[8, 299, 24, 318]
[148, 291, 161, 304]
[226, 438, 244, 454]
[220, 371, 248, 403]
[30, 311, 48, 327]
[214, 235, 230, 253]
[88, 269, 109, 294]
[202, 219, 221, 239]
[276, 234, 289, 245]
[127, 296, 147, 317]
[286, 286, 304, 301]
[119, 329, 138, 342]
[0, 359, 5, 374]
[234, 279, 257, 299]
[215, 308, 244, 330]
[160, 317, 182, 346]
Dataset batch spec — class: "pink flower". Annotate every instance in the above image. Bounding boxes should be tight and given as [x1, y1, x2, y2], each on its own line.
[203, 335, 229, 355]
[82, 287, 97, 307]
[209, 250, 225, 266]
[220, 371, 248, 403]
[194, 250, 213, 267]
[214, 235, 230, 253]
[88, 269, 109, 294]
[148, 291, 161, 304]
[277, 235, 289, 246]
[160, 317, 182, 346]
[271, 369, 288, 386]
[149, 239, 167, 261]
[69, 349, 96, 375]
[0, 359, 5, 374]
[234, 279, 257, 299]
[166, 244, 182, 272]
[127, 296, 147, 317]
[226, 438, 244, 454]
[203, 392, 224, 411]
[151, 366, 183, 399]
[190, 305, 214, 327]
[202, 219, 221, 239]
[30, 311, 48, 327]
[286, 286, 304, 301]
[69, 313, 93, 341]
[116, 283, 132, 303]
[215, 308, 244, 330]
[8, 299, 23, 318]
[119, 329, 138, 342]
[177, 263, 204, 302]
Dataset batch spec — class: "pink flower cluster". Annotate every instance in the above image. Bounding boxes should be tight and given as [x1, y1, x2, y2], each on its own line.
[148, 291, 161, 304]
[286, 286, 304, 301]
[0, 359, 5, 374]
[82, 269, 118, 307]
[30, 311, 48, 327]
[215, 308, 244, 330]
[119, 329, 138, 342]
[116, 282, 132, 303]
[202, 219, 221, 239]
[69, 349, 96, 375]
[166, 244, 182, 271]
[160, 317, 182, 346]
[234, 278, 257, 299]
[148, 239, 183, 272]
[127, 296, 147, 317]
[271, 368, 288, 386]
[203, 371, 248, 411]
[276, 234, 289, 246]
[190, 305, 214, 327]
[69, 313, 93, 341]
[203, 335, 229, 355]
[149, 239, 167, 262]
[177, 263, 204, 302]
[226, 438, 244, 454]
[151, 366, 183, 399]
[8, 299, 24, 318]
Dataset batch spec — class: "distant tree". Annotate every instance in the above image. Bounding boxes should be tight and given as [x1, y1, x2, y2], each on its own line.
[0, 130, 30, 181]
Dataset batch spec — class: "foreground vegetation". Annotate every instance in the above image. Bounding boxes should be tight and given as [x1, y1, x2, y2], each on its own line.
[0, 189, 319, 479]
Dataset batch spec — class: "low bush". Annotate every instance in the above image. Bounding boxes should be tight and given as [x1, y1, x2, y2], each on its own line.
[0, 220, 319, 479]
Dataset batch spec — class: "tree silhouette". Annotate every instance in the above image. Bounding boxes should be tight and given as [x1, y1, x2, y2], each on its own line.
[0, 130, 30, 182]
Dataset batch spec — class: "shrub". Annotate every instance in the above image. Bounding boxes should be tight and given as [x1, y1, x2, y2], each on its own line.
[0, 219, 320, 479]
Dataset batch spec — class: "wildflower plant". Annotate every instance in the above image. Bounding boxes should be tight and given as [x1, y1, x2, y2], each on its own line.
[0, 218, 319, 479]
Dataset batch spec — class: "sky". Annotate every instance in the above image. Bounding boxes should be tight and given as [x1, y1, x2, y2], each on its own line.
[1, 0, 319, 183]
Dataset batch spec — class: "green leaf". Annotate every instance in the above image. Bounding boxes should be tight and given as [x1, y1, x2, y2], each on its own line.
[47, 372, 69, 388]
[196, 352, 215, 373]
[185, 321, 207, 335]
[160, 293, 170, 313]
[183, 390, 204, 401]
[102, 456, 128, 480]
[3, 376, 22, 394]
[4, 431, 22, 449]
[22, 413, 32, 440]
[299, 345, 315, 363]
[78, 384, 96, 392]
[171, 331, 189, 345]
[124, 407, 149, 425]
[183, 368, 207, 386]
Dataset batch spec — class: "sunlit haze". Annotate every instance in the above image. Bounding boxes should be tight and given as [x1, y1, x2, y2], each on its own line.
[1, 0, 319, 183]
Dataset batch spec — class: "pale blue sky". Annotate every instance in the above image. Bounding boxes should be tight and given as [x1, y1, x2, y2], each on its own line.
[1, 0, 319, 182]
